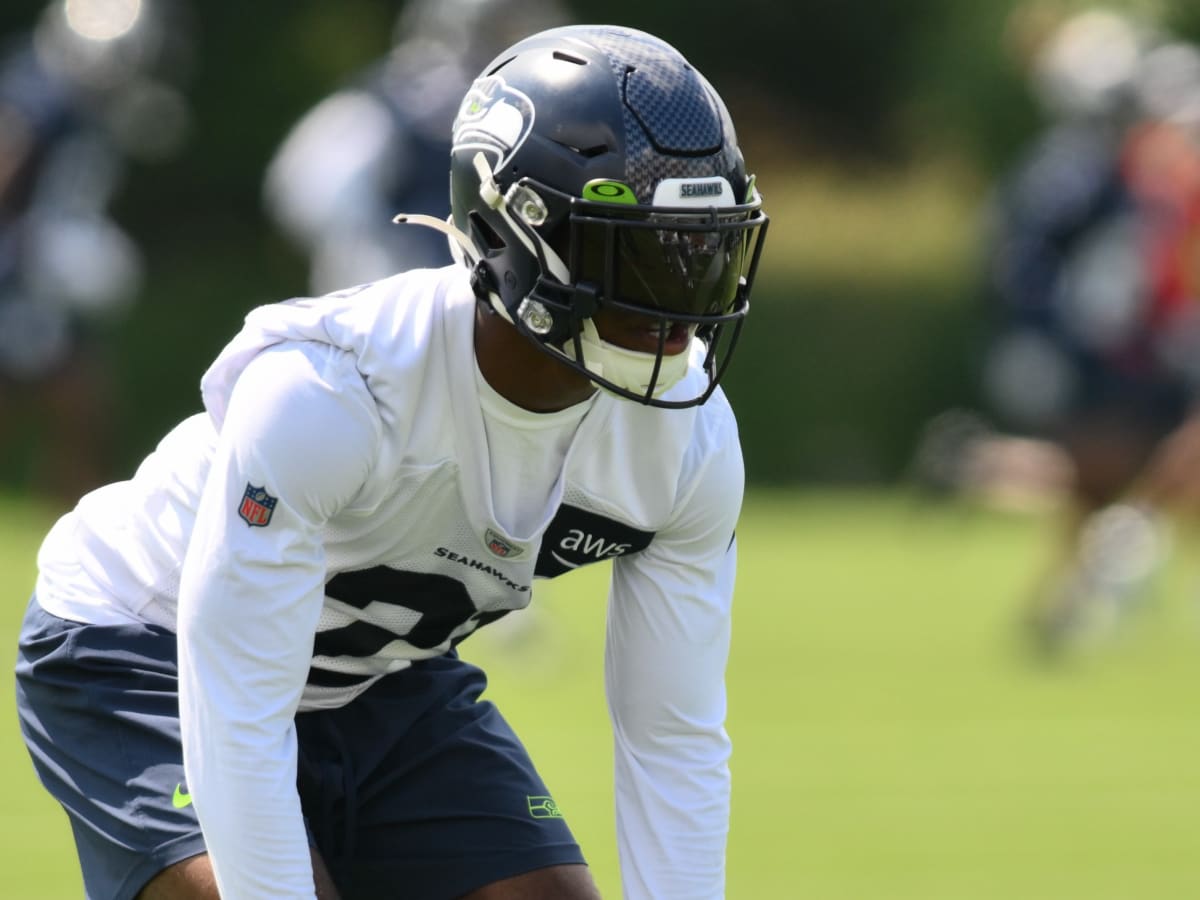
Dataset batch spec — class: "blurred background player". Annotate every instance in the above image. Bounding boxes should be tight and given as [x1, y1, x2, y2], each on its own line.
[977, 6, 1200, 652]
[0, 0, 192, 504]
[263, 0, 570, 295]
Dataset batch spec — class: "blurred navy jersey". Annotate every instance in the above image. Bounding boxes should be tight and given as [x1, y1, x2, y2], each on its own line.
[0, 36, 139, 381]
[262, 0, 569, 294]
[262, 49, 464, 292]
[0, 0, 192, 382]
[980, 9, 1200, 440]
[982, 118, 1196, 439]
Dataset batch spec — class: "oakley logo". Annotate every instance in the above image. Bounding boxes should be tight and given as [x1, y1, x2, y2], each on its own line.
[582, 179, 636, 205]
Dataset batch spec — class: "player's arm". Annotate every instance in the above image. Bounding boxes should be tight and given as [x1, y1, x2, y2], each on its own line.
[605, 423, 744, 900]
[177, 341, 380, 899]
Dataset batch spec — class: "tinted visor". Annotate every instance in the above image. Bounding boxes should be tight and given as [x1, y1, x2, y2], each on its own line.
[569, 208, 764, 318]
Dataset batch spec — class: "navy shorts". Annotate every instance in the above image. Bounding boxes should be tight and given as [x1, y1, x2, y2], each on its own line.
[15, 597, 585, 899]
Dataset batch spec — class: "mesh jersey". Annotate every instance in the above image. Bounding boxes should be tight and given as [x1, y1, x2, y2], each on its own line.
[34, 264, 744, 900]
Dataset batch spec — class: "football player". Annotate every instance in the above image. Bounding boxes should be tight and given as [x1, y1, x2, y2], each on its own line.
[981, 8, 1200, 651]
[16, 24, 768, 900]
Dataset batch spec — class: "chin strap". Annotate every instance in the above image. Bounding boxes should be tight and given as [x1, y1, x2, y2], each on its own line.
[391, 209, 515, 324]
[394, 152, 572, 328]
[390, 212, 477, 262]
[559, 318, 693, 399]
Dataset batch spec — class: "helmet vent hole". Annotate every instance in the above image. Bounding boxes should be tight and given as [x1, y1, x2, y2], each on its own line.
[486, 54, 518, 76]
[550, 139, 609, 159]
[468, 211, 506, 252]
[552, 51, 587, 66]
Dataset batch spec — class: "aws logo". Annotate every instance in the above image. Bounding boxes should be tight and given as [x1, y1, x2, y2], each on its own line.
[535, 505, 655, 578]
[555, 530, 631, 566]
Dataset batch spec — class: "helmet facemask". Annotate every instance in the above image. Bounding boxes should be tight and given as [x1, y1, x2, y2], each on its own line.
[505, 178, 767, 407]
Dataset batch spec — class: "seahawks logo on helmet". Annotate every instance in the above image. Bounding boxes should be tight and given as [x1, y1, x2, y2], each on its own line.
[452, 76, 535, 172]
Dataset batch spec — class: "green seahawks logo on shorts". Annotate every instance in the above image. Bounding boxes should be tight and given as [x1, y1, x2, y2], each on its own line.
[527, 795, 563, 819]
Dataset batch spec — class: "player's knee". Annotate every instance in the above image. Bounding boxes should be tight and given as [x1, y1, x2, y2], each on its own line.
[135, 848, 341, 899]
[461, 863, 602, 899]
[135, 853, 219, 899]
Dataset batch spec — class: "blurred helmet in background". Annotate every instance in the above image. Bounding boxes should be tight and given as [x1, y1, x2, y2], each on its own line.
[1134, 40, 1200, 129]
[264, 0, 570, 294]
[32, 0, 194, 160]
[1031, 9, 1151, 121]
[393, 0, 571, 73]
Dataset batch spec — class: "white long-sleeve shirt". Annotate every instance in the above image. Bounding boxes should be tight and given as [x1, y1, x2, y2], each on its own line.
[35, 264, 743, 899]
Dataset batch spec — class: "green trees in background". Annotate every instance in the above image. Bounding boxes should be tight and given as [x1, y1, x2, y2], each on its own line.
[1, 0, 1197, 488]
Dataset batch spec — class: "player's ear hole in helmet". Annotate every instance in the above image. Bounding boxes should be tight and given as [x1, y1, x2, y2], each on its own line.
[396, 24, 768, 408]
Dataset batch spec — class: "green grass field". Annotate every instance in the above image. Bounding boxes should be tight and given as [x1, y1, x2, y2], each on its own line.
[4, 489, 1200, 898]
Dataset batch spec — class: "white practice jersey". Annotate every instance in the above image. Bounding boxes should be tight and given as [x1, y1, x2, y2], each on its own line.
[34, 265, 744, 900]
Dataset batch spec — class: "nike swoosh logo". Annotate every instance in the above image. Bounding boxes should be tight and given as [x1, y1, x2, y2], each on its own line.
[172, 784, 193, 809]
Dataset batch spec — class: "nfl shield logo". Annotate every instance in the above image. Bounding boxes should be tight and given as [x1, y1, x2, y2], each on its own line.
[485, 528, 523, 559]
[238, 484, 277, 527]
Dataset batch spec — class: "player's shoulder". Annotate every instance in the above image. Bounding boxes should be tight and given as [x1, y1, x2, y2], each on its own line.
[337, 264, 473, 369]
[202, 266, 471, 429]
[692, 382, 740, 442]
[684, 386, 743, 484]
[593, 381, 743, 521]
[623, 375, 741, 462]
[263, 264, 469, 361]
[326, 263, 466, 314]
[599, 392, 743, 544]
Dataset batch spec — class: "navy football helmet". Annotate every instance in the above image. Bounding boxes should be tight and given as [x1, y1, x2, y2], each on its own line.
[404, 24, 768, 408]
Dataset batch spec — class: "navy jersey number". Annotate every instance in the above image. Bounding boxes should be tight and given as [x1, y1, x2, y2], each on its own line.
[319, 567, 508, 653]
